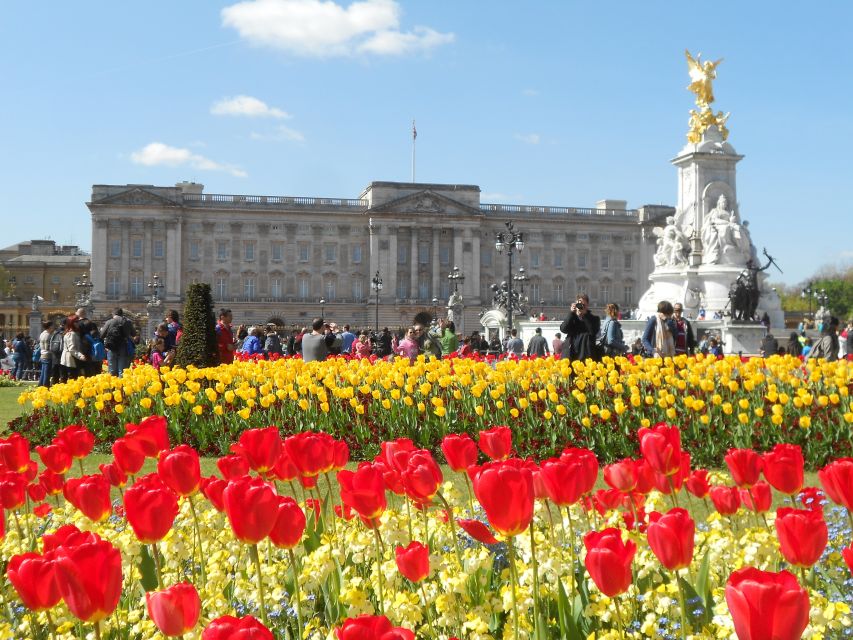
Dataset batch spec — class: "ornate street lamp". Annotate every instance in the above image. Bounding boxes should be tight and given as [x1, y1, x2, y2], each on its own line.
[800, 282, 814, 320]
[371, 271, 383, 332]
[447, 264, 465, 293]
[74, 272, 94, 308]
[494, 221, 524, 331]
[431, 297, 439, 322]
[147, 273, 163, 305]
[319, 298, 326, 319]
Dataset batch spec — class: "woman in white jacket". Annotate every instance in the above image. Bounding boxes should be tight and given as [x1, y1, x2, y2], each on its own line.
[60, 317, 87, 381]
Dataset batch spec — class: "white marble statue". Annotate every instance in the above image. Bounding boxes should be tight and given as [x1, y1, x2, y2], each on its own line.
[701, 194, 752, 265]
[652, 216, 689, 267]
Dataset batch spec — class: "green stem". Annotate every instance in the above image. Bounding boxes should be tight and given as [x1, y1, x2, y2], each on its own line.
[151, 543, 163, 589]
[507, 538, 521, 640]
[667, 475, 680, 508]
[613, 596, 627, 638]
[563, 506, 576, 598]
[249, 544, 269, 626]
[372, 527, 385, 616]
[437, 492, 464, 569]
[405, 497, 415, 542]
[45, 610, 57, 640]
[287, 548, 304, 635]
[419, 582, 437, 638]
[676, 570, 689, 638]
[323, 473, 337, 535]
[188, 494, 207, 584]
[94, 620, 102, 640]
[529, 519, 541, 637]
[12, 510, 25, 542]
[77, 458, 85, 477]
[463, 473, 477, 515]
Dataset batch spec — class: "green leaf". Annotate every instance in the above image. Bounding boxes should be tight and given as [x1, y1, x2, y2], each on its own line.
[138, 546, 158, 592]
[694, 549, 711, 610]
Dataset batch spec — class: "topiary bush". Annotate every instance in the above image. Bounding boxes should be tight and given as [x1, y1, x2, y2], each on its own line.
[175, 282, 219, 368]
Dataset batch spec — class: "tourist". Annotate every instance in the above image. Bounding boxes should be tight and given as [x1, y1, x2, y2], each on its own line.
[600, 303, 628, 356]
[240, 327, 263, 356]
[263, 326, 283, 357]
[48, 318, 66, 384]
[84, 325, 106, 376]
[101, 308, 136, 377]
[60, 317, 87, 380]
[216, 309, 238, 364]
[786, 332, 803, 357]
[672, 303, 697, 356]
[560, 293, 601, 361]
[302, 318, 336, 362]
[845, 319, 853, 360]
[801, 337, 813, 358]
[353, 332, 372, 359]
[552, 332, 563, 357]
[11, 332, 31, 381]
[641, 300, 677, 358]
[488, 334, 502, 355]
[38, 320, 53, 387]
[630, 337, 644, 356]
[806, 317, 840, 362]
[439, 320, 459, 357]
[377, 327, 393, 357]
[708, 338, 723, 357]
[395, 327, 419, 362]
[526, 327, 550, 357]
[340, 325, 357, 354]
[759, 333, 779, 358]
[149, 337, 172, 370]
[235, 325, 249, 352]
[506, 328, 524, 358]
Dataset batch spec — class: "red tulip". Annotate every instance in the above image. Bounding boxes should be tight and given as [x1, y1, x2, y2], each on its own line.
[395, 541, 430, 582]
[6, 552, 61, 611]
[112, 436, 146, 476]
[775, 507, 828, 568]
[284, 431, 337, 478]
[41, 524, 101, 552]
[158, 445, 201, 496]
[124, 473, 180, 543]
[725, 448, 763, 488]
[725, 568, 809, 640]
[125, 415, 170, 457]
[646, 508, 695, 571]
[333, 439, 350, 470]
[338, 463, 387, 525]
[202, 615, 274, 640]
[583, 528, 636, 597]
[146, 582, 201, 637]
[441, 434, 478, 472]
[739, 481, 772, 514]
[335, 503, 355, 520]
[222, 475, 279, 544]
[818, 458, 853, 511]
[685, 469, 711, 499]
[55, 425, 95, 460]
[603, 458, 638, 492]
[0, 471, 27, 510]
[234, 427, 282, 474]
[471, 460, 533, 537]
[638, 423, 682, 477]
[217, 454, 250, 480]
[592, 488, 624, 515]
[842, 544, 853, 576]
[34, 503, 51, 518]
[35, 443, 72, 475]
[269, 496, 306, 549]
[539, 457, 589, 506]
[457, 518, 499, 544]
[709, 486, 741, 516]
[201, 476, 227, 512]
[478, 426, 512, 460]
[27, 482, 46, 503]
[634, 458, 657, 494]
[39, 469, 65, 496]
[401, 450, 443, 504]
[63, 474, 112, 522]
[0, 433, 31, 473]
[762, 444, 804, 496]
[53, 538, 123, 623]
[99, 462, 128, 488]
[797, 487, 825, 512]
[271, 450, 299, 482]
[336, 615, 414, 640]
[559, 447, 599, 492]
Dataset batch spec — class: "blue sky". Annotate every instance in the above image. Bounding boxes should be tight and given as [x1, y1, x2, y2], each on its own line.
[2, 1, 851, 285]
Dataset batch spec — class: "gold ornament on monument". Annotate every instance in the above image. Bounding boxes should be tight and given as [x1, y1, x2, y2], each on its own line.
[685, 50, 730, 143]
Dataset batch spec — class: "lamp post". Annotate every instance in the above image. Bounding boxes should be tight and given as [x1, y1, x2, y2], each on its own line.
[447, 264, 465, 293]
[801, 282, 814, 324]
[431, 297, 439, 322]
[319, 298, 326, 320]
[147, 274, 163, 305]
[816, 289, 829, 312]
[494, 222, 524, 332]
[539, 298, 545, 318]
[74, 272, 94, 309]
[371, 271, 383, 332]
[513, 267, 530, 313]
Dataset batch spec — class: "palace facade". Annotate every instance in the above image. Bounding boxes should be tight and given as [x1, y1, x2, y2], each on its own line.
[87, 180, 671, 331]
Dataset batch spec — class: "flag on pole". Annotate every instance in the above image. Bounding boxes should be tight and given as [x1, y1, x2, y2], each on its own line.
[412, 119, 417, 140]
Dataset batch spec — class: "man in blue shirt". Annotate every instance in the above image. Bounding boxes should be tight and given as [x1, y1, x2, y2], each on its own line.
[340, 324, 357, 354]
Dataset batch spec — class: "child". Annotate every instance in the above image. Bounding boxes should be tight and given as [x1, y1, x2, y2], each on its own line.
[150, 338, 174, 370]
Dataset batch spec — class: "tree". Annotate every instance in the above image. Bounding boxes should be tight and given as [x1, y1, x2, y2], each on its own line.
[771, 263, 853, 320]
[175, 282, 219, 368]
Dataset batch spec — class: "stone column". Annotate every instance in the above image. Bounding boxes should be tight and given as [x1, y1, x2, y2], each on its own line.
[409, 230, 417, 299]
[472, 231, 481, 303]
[431, 229, 440, 298]
[91, 219, 108, 301]
[165, 219, 183, 301]
[120, 222, 130, 299]
[387, 226, 398, 303]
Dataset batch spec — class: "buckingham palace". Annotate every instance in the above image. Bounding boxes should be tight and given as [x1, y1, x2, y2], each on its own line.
[86, 180, 672, 330]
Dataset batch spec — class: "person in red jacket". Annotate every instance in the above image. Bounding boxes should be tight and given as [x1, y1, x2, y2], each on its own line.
[215, 309, 238, 364]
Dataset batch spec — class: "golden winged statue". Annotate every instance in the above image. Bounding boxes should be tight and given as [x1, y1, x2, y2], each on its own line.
[685, 50, 723, 108]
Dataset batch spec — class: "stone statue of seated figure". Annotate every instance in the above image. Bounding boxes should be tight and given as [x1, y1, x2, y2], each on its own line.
[701, 194, 751, 265]
[652, 216, 688, 267]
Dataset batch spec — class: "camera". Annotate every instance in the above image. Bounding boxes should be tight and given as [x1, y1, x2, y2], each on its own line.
[575, 302, 585, 311]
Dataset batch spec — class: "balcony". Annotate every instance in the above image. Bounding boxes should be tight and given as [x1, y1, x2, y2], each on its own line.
[182, 193, 368, 211]
[480, 203, 638, 219]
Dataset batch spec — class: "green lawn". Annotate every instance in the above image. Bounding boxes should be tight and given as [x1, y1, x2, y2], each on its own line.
[0, 384, 27, 431]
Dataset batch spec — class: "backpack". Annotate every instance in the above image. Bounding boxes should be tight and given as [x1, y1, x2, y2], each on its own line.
[103, 319, 125, 351]
[32, 345, 41, 363]
[49, 330, 64, 357]
[91, 339, 106, 362]
[264, 334, 282, 355]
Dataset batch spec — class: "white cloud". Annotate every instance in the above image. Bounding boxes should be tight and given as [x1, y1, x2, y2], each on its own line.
[211, 95, 291, 118]
[249, 125, 306, 142]
[521, 88, 539, 97]
[514, 133, 541, 145]
[221, 0, 454, 57]
[130, 142, 247, 178]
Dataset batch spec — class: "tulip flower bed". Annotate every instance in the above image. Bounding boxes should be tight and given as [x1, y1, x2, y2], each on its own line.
[12, 354, 853, 468]
[1, 418, 853, 639]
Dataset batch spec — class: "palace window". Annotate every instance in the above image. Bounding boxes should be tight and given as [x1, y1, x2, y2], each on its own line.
[216, 277, 227, 300]
[271, 278, 283, 299]
[271, 243, 283, 262]
[440, 281, 450, 300]
[439, 245, 450, 265]
[352, 279, 364, 301]
[217, 241, 228, 261]
[325, 244, 337, 263]
[418, 278, 430, 301]
[243, 277, 256, 300]
[110, 240, 121, 258]
[601, 284, 610, 302]
[481, 249, 492, 267]
[600, 253, 610, 271]
[554, 282, 564, 304]
[298, 277, 310, 300]
[130, 275, 144, 298]
[418, 242, 430, 265]
[153, 240, 164, 258]
[298, 243, 309, 262]
[398, 245, 408, 264]
[577, 252, 588, 270]
[132, 239, 143, 258]
[325, 280, 336, 301]
[530, 250, 541, 268]
[624, 253, 633, 270]
[244, 241, 255, 262]
[553, 250, 564, 268]
[107, 273, 120, 297]
[352, 245, 362, 264]
[189, 241, 200, 261]
[624, 286, 634, 306]
[397, 281, 409, 299]
[529, 282, 540, 303]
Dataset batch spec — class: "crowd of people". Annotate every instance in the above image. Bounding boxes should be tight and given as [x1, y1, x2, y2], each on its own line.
[3, 298, 850, 383]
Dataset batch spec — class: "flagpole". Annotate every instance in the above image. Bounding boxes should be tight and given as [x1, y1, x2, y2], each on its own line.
[411, 119, 417, 183]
